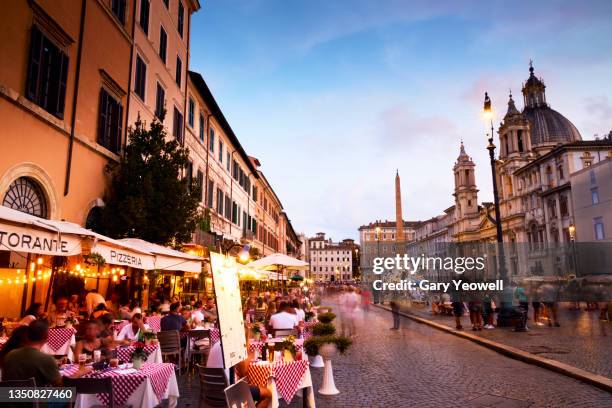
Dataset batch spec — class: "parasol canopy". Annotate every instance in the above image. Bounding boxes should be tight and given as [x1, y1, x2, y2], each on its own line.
[246, 253, 308, 271]
[290, 274, 304, 281]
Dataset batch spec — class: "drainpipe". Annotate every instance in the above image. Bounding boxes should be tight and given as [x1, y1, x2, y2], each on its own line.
[63, 0, 87, 196]
[123, 0, 138, 151]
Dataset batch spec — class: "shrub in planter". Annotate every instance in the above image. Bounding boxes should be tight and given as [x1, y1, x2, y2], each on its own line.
[317, 312, 336, 324]
[304, 335, 352, 356]
[312, 322, 336, 337]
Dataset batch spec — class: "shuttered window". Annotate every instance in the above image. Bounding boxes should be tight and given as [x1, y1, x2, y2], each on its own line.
[26, 25, 69, 119]
[134, 55, 146, 101]
[159, 27, 167, 63]
[173, 106, 183, 142]
[97, 88, 123, 154]
[155, 82, 165, 119]
[139, 0, 150, 34]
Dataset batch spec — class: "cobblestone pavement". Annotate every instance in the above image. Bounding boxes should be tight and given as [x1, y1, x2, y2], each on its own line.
[174, 299, 612, 408]
[394, 301, 612, 379]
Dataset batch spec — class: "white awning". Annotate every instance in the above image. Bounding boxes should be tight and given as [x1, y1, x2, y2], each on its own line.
[0, 206, 84, 256]
[118, 238, 203, 273]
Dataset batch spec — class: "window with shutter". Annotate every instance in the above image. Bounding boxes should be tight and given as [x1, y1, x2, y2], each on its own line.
[207, 180, 214, 208]
[155, 83, 165, 119]
[196, 170, 204, 201]
[135, 55, 146, 101]
[178, 2, 185, 38]
[26, 25, 69, 119]
[139, 0, 150, 34]
[175, 56, 182, 86]
[97, 88, 123, 154]
[173, 107, 183, 142]
[159, 27, 167, 63]
[111, 0, 127, 24]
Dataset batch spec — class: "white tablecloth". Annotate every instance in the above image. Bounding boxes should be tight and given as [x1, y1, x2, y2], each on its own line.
[74, 366, 179, 408]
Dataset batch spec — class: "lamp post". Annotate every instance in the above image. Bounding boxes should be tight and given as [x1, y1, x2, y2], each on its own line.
[568, 224, 578, 277]
[483, 92, 516, 328]
[373, 225, 382, 304]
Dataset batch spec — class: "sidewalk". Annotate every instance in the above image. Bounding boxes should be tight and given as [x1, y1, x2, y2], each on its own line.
[391, 301, 612, 380]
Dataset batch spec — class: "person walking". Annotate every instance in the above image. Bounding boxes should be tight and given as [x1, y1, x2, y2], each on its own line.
[390, 299, 401, 330]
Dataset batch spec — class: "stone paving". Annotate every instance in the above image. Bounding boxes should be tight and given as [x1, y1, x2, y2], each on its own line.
[173, 298, 612, 407]
[393, 301, 612, 379]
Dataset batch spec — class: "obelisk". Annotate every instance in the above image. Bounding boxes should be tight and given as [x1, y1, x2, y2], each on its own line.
[395, 170, 404, 243]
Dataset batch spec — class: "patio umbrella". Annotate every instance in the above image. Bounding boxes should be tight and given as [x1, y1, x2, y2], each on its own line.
[246, 253, 308, 271]
[290, 274, 304, 281]
[246, 253, 308, 288]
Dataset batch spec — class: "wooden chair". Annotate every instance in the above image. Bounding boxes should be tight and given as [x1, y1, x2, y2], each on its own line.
[196, 364, 228, 407]
[273, 328, 298, 338]
[63, 377, 131, 408]
[157, 330, 182, 371]
[0, 378, 38, 408]
[186, 329, 211, 369]
[224, 378, 255, 408]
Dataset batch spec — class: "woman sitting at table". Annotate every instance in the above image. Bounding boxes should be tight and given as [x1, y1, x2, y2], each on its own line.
[19, 302, 46, 326]
[96, 313, 117, 348]
[0, 326, 29, 368]
[74, 321, 102, 359]
[207, 326, 272, 408]
[115, 313, 149, 344]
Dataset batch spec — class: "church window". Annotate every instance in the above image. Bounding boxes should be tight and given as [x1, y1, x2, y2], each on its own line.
[517, 130, 524, 152]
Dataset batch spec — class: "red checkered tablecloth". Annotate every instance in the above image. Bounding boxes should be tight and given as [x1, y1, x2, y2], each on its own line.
[116, 344, 159, 362]
[61, 362, 174, 406]
[248, 360, 309, 403]
[145, 316, 161, 332]
[46, 327, 76, 352]
[210, 328, 220, 343]
[248, 338, 303, 354]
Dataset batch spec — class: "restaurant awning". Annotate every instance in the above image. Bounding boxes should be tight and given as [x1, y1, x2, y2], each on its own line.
[0, 205, 84, 256]
[118, 238, 203, 274]
[0, 206, 201, 273]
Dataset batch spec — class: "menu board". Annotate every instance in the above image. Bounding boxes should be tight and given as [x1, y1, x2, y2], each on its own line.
[210, 252, 247, 368]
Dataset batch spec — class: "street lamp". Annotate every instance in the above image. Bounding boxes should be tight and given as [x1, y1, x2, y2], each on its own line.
[483, 92, 517, 328]
[569, 224, 578, 277]
[373, 225, 382, 304]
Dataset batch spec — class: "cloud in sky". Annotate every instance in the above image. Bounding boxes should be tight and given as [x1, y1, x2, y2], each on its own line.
[189, 1, 612, 240]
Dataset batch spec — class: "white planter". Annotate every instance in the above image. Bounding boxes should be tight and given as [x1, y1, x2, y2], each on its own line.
[318, 343, 339, 395]
[309, 354, 324, 368]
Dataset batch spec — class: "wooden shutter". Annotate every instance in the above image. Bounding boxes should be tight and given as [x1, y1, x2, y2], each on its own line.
[55, 50, 69, 118]
[26, 25, 43, 102]
[98, 90, 108, 147]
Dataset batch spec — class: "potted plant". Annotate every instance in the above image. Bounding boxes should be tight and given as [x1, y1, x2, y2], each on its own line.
[131, 342, 147, 369]
[251, 323, 263, 341]
[142, 330, 157, 345]
[280, 335, 297, 362]
[302, 312, 351, 395]
[64, 316, 77, 330]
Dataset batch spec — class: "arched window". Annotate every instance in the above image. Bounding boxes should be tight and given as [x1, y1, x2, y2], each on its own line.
[85, 206, 104, 232]
[2, 177, 48, 218]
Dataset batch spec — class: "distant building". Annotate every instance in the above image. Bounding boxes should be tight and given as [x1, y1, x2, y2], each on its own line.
[571, 158, 612, 242]
[309, 233, 360, 282]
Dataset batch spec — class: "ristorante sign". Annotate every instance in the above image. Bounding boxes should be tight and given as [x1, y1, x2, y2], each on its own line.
[0, 223, 82, 256]
[93, 242, 155, 270]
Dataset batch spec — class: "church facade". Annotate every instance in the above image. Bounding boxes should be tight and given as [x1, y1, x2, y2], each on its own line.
[360, 64, 612, 282]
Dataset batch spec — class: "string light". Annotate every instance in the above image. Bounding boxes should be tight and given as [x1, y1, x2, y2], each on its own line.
[37, 257, 43, 265]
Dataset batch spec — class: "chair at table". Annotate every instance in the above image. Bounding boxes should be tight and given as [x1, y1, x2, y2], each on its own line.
[273, 328, 298, 338]
[0, 378, 38, 408]
[63, 377, 132, 408]
[196, 364, 228, 407]
[157, 330, 182, 371]
[186, 329, 211, 370]
[224, 378, 255, 408]
[253, 310, 267, 322]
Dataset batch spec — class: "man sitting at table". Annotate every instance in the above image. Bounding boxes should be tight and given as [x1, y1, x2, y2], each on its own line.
[48, 296, 78, 327]
[3, 320, 91, 386]
[115, 313, 149, 344]
[207, 327, 272, 408]
[268, 301, 298, 332]
[161, 302, 189, 348]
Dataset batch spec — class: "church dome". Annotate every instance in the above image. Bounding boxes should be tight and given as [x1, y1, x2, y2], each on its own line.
[521, 63, 582, 145]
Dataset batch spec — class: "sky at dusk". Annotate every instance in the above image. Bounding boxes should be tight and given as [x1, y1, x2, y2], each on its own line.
[189, 0, 612, 241]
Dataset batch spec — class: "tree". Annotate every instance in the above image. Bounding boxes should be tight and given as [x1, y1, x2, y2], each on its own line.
[98, 115, 202, 246]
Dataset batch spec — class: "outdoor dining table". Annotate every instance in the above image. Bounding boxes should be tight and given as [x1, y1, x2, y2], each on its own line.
[61, 362, 179, 408]
[145, 316, 162, 332]
[248, 359, 316, 408]
[41, 327, 76, 360]
[116, 343, 163, 364]
[248, 338, 304, 354]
